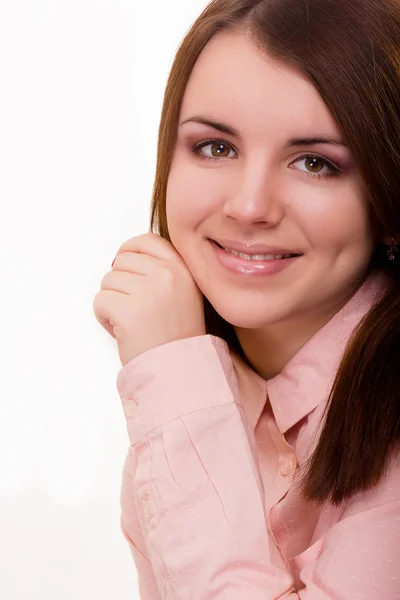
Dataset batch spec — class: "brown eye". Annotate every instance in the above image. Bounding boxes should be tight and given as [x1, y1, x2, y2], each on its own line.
[191, 139, 236, 160]
[209, 142, 231, 158]
[290, 154, 340, 178]
[305, 156, 325, 172]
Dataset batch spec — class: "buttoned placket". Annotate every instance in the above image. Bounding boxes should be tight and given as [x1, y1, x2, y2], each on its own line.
[265, 413, 298, 564]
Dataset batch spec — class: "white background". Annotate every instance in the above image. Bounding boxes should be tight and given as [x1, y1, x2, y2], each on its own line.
[0, 1, 209, 598]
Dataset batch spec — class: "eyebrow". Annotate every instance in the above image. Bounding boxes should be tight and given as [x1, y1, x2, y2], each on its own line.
[179, 116, 348, 148]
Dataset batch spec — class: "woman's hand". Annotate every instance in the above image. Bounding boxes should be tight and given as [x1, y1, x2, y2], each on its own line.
[93, 232, 207, 367]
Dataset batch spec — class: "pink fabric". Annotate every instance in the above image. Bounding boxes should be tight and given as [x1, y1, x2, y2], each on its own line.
[117, 269, 400, 599]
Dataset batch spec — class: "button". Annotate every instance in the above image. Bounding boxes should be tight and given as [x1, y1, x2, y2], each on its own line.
[124, 400, 137, 417]
[280, 456, 296, 476]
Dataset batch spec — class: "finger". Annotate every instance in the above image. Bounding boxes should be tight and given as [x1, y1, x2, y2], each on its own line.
[98, 316, 116, 339]
[111, 250, 162, 276]
[93, 289, 131, 338]
[93, 290, 121, 338]
[101, 269, 145, 295]
[114, 232, 182, 264]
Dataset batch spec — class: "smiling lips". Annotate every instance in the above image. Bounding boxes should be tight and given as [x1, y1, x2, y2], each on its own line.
[209, 238, 302, 276]
[210, 238, 302, 258]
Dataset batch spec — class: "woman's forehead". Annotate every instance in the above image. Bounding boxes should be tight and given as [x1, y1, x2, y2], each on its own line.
[180, 31, 342, 145]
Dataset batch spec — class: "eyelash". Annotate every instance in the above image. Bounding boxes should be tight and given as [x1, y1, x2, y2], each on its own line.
[190, 138, 342, 179]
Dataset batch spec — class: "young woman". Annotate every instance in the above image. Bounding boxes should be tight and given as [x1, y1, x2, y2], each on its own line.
[93, 0, 400, 597]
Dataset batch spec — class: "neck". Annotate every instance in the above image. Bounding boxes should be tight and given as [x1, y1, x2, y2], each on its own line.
[234, 291, 358, 381]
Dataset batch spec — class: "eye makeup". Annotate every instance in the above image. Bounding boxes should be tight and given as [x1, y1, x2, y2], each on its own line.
[189, 137, 345, 180]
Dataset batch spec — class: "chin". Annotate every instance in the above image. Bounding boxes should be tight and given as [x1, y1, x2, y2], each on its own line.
[207, 300, 281, 330]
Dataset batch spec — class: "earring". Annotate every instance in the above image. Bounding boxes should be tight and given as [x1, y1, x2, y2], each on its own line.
[386, 237, 398, 261]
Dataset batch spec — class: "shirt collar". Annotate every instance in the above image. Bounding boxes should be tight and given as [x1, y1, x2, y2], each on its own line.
[231, 270, 391, 433]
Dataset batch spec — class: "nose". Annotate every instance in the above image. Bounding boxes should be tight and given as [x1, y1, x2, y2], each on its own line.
[222, 165, 285, 226]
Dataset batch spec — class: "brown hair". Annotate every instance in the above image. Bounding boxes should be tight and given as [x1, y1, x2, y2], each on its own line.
[148, 0, 400, 506]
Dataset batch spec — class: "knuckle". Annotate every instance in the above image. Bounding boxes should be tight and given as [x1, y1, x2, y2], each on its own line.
[117, 232, 158, 253]
[118, 232, 149, 251]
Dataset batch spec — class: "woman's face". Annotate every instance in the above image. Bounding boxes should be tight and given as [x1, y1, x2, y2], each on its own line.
[166, 29, 378, 332]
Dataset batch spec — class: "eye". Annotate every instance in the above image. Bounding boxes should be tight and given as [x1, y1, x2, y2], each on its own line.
[190, 140, 342, 179]
[190, 139, 237, 161]
[290, 155, 341, 178]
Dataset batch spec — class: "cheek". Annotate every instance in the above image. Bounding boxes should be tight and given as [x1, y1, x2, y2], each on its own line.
[166, 163, 218, 234]
[292, 183, 371, 251]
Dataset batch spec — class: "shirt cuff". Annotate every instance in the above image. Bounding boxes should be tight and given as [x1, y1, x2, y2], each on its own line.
[116, 334, 244, 445]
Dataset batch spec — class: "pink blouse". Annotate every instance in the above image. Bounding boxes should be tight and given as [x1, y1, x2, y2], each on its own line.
[117, 269, 400, 599]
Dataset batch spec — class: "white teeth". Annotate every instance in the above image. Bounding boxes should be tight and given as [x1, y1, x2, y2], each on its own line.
[223, 247, 293, 261]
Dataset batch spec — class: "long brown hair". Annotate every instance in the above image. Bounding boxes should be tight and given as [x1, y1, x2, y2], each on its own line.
[148, 0, 400, 506]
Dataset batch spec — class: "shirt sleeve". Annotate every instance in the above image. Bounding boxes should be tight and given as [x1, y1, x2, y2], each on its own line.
[120, 447, 163, 600]
[117, 334, 400, 600]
